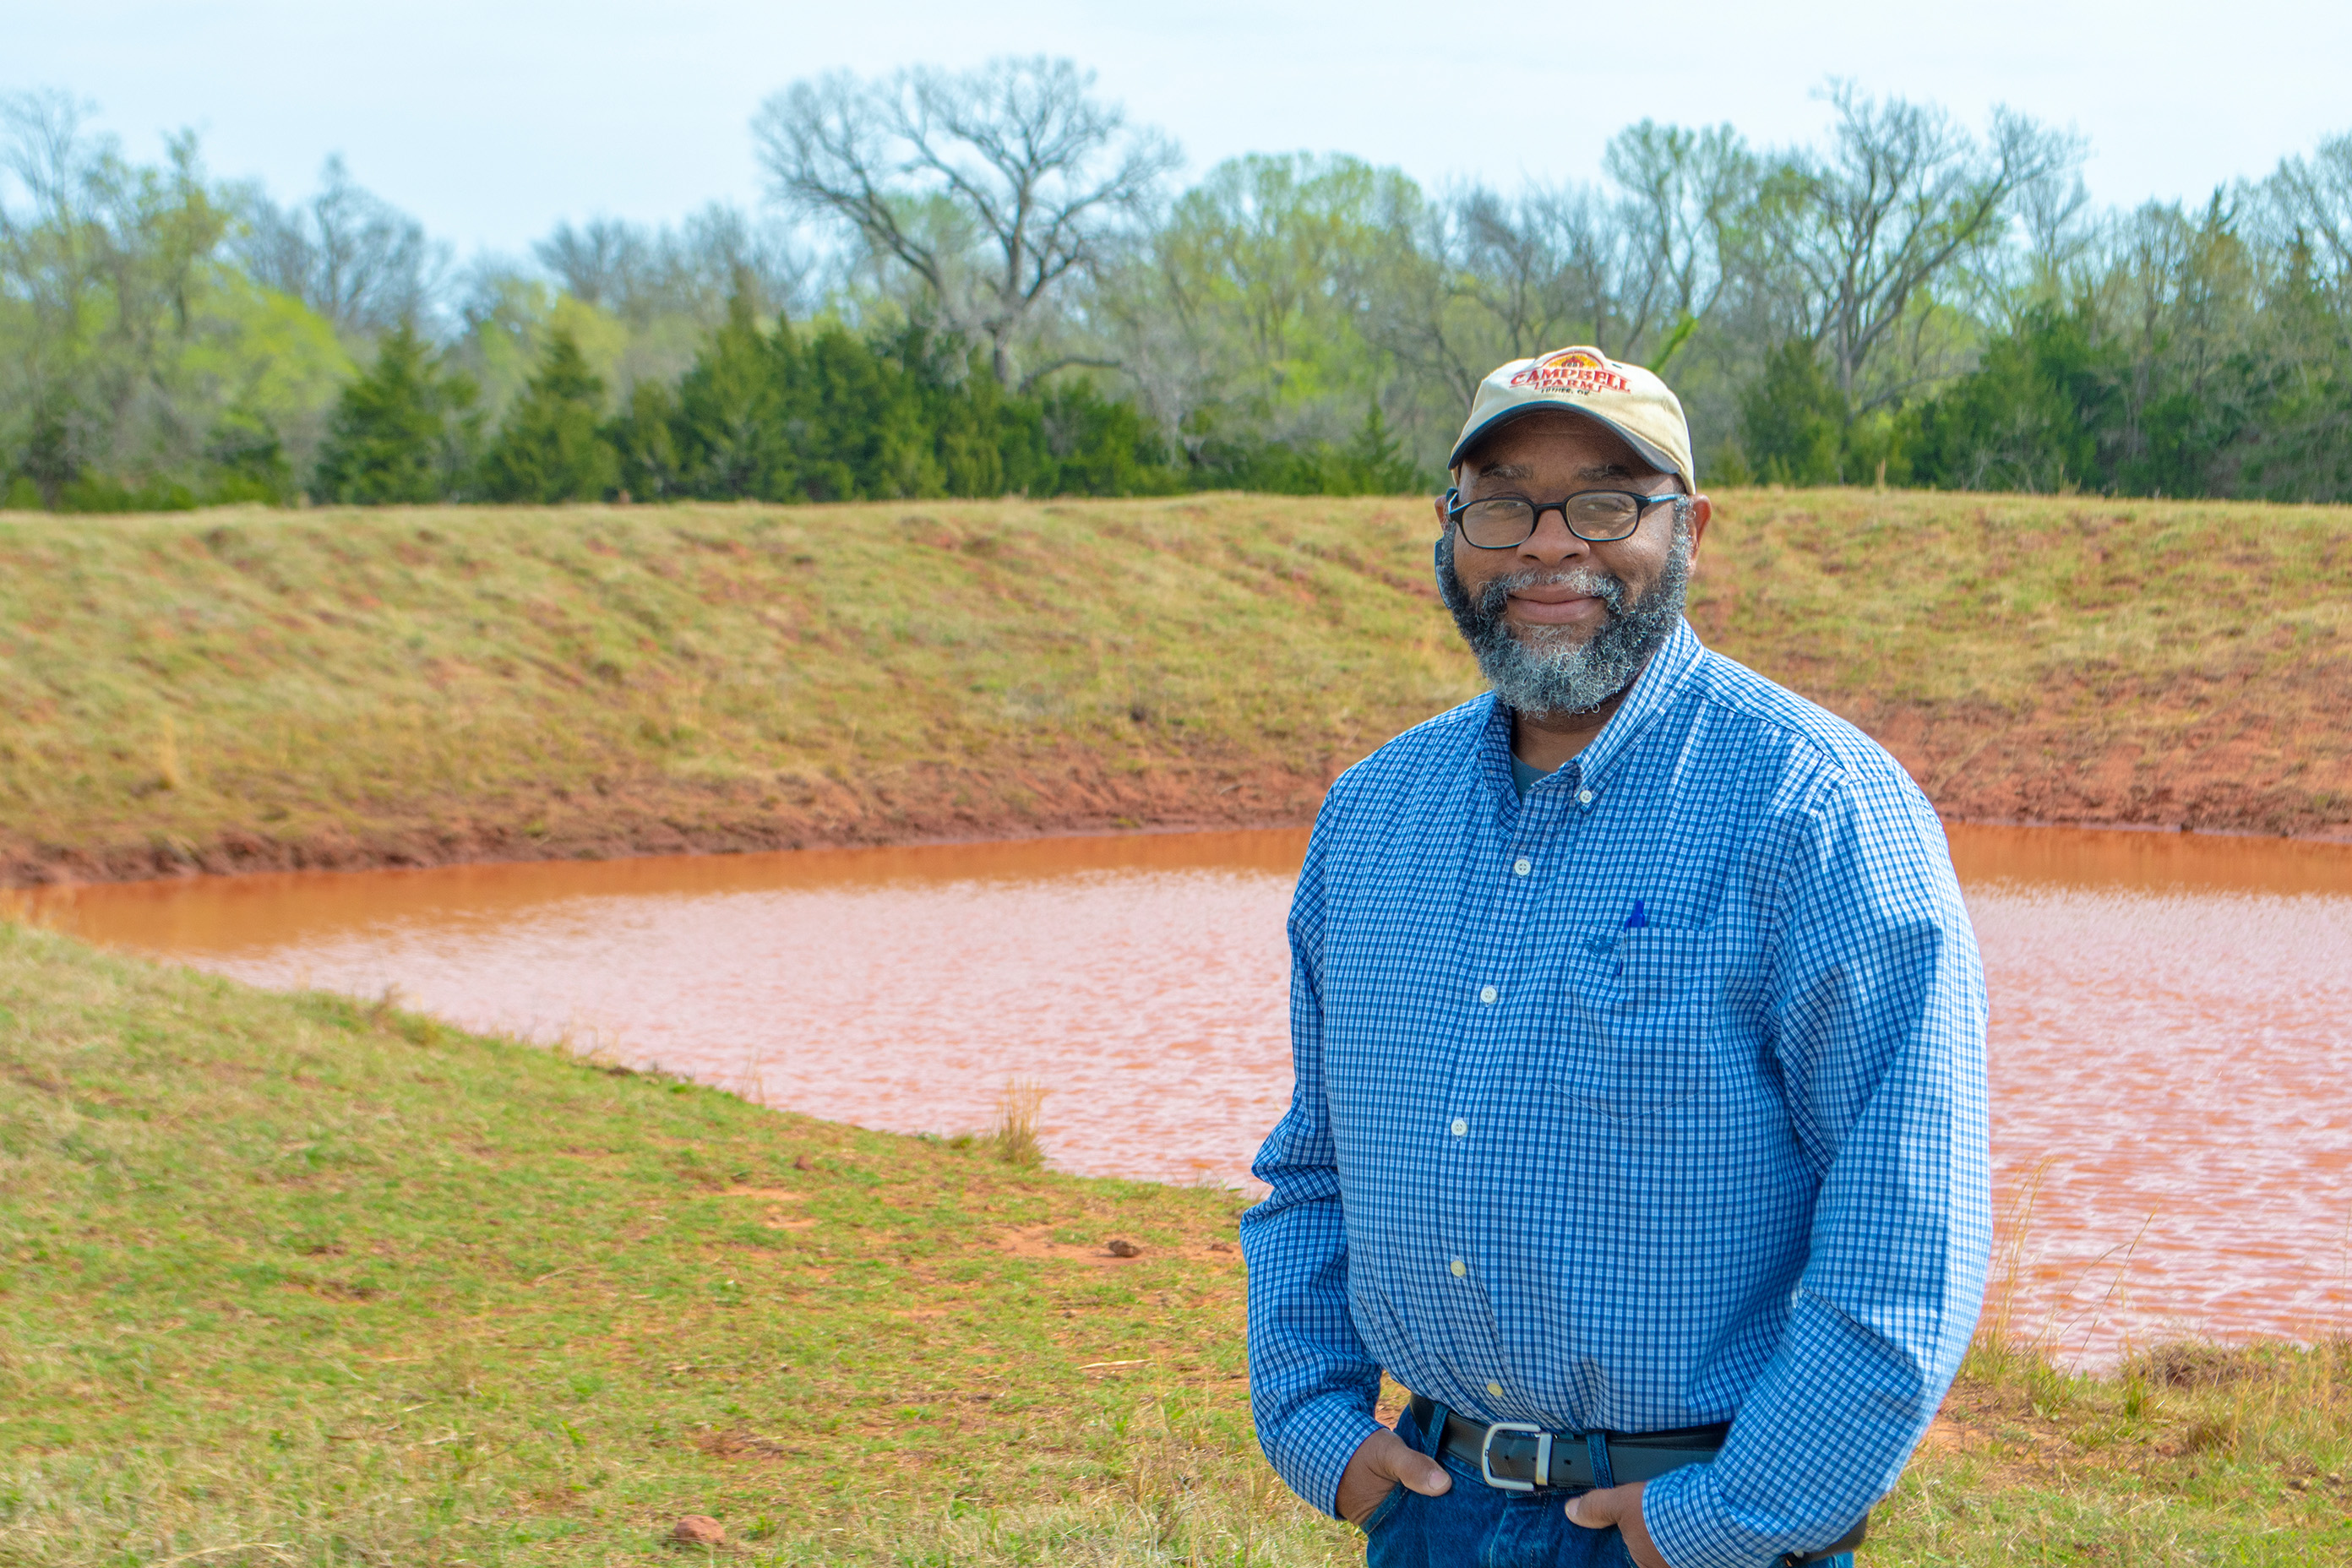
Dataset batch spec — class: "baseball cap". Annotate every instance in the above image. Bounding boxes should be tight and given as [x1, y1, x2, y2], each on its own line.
[1448, 346, 1696, 494]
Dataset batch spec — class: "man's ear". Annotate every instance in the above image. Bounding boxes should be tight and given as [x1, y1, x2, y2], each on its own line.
[1684, 494, 1712, 561]
[1432, 487, 1452, 539]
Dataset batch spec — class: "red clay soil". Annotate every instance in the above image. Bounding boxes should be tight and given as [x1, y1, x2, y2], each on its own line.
[1759, 687, 2352, 845]
[3, 747, 1343, 885]
[15, 689, 2345, 892]
[1780, 663, 2352, 845]
[1858, 702, 2350, 842]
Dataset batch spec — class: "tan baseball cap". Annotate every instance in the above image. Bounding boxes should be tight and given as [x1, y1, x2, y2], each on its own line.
[1448, 346, 1696, 494]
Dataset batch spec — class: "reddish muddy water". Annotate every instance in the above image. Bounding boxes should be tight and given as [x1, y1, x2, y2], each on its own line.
[20, 825, 2352, 1363]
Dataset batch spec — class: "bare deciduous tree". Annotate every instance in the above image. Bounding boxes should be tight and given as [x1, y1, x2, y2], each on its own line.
[1744, 84, 2081, 406]
[755, 55, 1177, 385]
[1604, 121, 1755, 365]
[2266, 132, 2352, 291]
[535, 205, 811, 324]
[534, 216, 646, 310]
[234, 155, 443, 335]
[1364, 121, 1751, 420]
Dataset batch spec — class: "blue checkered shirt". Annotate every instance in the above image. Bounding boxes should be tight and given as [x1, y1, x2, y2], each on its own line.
[1239, 621, 1990, 1568]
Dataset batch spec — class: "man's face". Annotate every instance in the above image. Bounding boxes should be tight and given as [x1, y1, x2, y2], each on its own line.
[1432, 410, 1712, 715]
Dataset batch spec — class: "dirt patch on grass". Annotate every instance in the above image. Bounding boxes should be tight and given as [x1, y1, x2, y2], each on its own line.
[995, 1222, 1159, 1267]
[994, 1219, 1247, 1270]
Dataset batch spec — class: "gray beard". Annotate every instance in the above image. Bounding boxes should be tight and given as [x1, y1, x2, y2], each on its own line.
[1435, 523, 1693, 716]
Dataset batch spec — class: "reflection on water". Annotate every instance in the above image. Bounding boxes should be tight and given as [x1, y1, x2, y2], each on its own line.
[19, 824, 2352, 1362]
[1965, 879, 2352, 1360]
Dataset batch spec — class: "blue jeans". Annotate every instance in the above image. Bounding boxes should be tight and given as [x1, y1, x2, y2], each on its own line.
[1361, 1402, 1853, 1568]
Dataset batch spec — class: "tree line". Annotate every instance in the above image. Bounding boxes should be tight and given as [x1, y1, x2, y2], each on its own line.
[3, 64, 2349, 510]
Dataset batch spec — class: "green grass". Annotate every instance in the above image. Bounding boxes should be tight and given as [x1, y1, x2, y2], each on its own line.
[1896, 1334, 2352, 1562]
[5, 921, 2349, 1564]
[0, 915, 1327, 1565]
[3, 489, 2348, 885]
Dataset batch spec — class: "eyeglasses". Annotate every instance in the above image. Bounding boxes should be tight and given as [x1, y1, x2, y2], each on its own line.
[1444, 487, 1680, 549]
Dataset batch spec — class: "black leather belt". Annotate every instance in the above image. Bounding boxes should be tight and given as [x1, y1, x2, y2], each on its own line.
[1420, 1395, 1729, 1489]
[1412, 1396, 1869, 1565]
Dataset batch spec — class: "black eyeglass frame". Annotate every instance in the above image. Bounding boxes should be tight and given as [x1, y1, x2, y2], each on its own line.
[1443, 487, 1685, 548]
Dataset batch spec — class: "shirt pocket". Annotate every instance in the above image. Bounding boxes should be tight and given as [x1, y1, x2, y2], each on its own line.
[1553, 925, 1730, 1119]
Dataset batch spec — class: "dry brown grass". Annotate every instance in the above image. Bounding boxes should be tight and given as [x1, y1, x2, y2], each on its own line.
[4, 488, 2347, 886]
[990, 1076, 1048, 1168]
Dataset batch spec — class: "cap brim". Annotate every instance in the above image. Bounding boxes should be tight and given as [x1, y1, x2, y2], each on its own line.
[1447, 404, 1684, 488]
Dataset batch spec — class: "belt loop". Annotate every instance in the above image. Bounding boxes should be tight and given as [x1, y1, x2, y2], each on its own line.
[1585, 1430, 1614, 1491]
[1417, 1399, 1450, 1460]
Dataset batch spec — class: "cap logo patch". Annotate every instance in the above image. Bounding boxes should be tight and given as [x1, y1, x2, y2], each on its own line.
[1506, 346, 1630, 395]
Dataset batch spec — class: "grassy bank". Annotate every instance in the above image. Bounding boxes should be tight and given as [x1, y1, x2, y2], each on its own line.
[3, 489, 2348, 884]
[4, 923, 2349, 1564]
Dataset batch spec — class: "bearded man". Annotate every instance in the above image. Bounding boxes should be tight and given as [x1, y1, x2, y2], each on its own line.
[1239, 350, 1990, 1568]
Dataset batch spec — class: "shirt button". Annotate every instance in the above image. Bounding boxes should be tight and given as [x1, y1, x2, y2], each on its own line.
[1450, 1118, 1467, 1136]
[1512, 857, 1532, 876]
[1577, 788, 1594, 805]
[1479, 985, 1498, 1004]
[1449, 1258, 1467, 1277]
[1487, 1381, 1505, 1399]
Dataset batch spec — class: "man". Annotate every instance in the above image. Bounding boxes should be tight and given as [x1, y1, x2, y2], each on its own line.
[1239, 347, 1990, 1568]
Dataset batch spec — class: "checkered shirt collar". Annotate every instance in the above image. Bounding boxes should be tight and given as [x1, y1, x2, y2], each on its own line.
[1475, 618, 1707, 813]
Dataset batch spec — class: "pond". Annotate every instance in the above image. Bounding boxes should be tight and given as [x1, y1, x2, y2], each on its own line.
[23, 823, 2352, 1364]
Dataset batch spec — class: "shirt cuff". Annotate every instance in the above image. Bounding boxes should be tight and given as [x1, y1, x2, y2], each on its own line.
[1268, 1395, 1388, 1518]
[1642, 1462, 1778, 1568]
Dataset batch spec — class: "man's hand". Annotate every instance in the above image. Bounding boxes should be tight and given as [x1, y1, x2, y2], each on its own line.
[1334, 1427, 1452, 1527]
[1565, 1481, 1672, 1568]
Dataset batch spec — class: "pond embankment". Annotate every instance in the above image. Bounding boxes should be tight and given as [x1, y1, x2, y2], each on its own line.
[3, 489, 2347, 886]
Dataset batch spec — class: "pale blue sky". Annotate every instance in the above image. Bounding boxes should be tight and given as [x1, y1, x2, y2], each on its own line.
[9, 0, 2349, 254]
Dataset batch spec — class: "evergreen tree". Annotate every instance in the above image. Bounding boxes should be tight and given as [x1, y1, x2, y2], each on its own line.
[795, 323, 939, 501]
[1738, 341, 1848, 485]
[1911, 307, 2119, 492]
[670, 293, 796, 500]
[607, 381, 683, 501]
[924, 341, 1015, 498]
[2238, 242, 2352, 502]
[1039, 384, 1178, 496]
[202, 401, 297, 504]
[312, 326, 479, 504]
[1326, 404, 1421, 494]
[479, 329, 620, 503]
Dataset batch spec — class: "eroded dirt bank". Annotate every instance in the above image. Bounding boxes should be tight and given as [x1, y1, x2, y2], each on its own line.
[8, 749, 1337, 884]
[14, 744, 2350, 890]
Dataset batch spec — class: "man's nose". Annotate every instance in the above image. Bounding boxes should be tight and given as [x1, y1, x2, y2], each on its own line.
[1516, 507, 1592, 564]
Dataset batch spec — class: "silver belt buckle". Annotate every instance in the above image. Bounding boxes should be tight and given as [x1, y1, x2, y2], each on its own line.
[1478, 1421, 1552, 1493]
